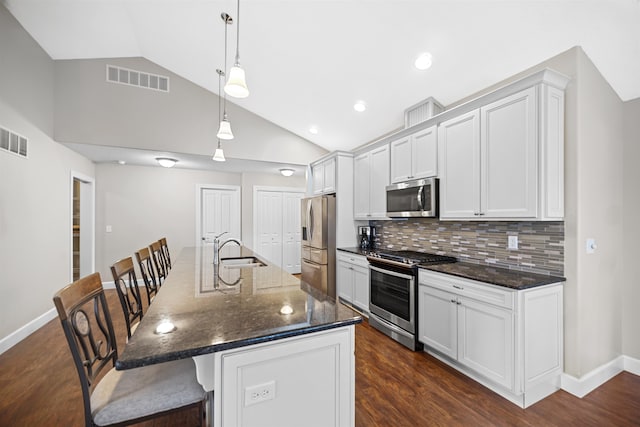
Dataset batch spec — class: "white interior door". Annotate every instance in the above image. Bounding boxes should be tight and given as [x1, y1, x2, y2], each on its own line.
[254, 187, 304, 273]
[198, 186, 241, 246]
[282, 192, 303, 274]
[256, 191, 283, 267]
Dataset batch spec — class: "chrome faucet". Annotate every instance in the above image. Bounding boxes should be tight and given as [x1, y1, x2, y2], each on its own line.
[213, 231, 242, 264]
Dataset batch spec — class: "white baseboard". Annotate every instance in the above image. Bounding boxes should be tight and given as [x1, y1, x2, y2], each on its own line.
[0, 308, 57, 356]
[560, 355, 640, 398]
[624, 355, 640, 376]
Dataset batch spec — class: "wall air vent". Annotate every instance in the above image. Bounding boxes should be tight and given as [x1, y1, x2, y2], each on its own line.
[0, 125, 28, 158]
[404, 97, 444, 128]
[106, 65, 170, 93]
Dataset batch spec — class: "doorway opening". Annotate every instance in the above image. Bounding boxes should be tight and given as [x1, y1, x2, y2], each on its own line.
[71, 172, 95, 281]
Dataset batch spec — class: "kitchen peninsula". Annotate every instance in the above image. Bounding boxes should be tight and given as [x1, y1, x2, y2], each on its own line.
[116, 245, 361, 427]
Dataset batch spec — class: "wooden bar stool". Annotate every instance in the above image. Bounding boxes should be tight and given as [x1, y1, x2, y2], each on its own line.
[134, 247, 159, 306]
[53, 273, 207, 426]
[110, 257, 143, 339]
[149, 241, 167, 285]
[159, 237, 172, 271]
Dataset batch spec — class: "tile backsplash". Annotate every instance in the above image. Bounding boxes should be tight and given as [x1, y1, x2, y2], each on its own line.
[371, 219, 564, 276]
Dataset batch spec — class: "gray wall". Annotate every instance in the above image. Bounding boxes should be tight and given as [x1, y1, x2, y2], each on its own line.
[0, 5, 95, 340]
[623, 98, 640, 359]
[94, 164, 305, 281]
[54, 57, 327, 165]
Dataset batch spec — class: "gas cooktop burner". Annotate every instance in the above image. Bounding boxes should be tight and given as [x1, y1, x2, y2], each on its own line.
[368, 250, 457, 266]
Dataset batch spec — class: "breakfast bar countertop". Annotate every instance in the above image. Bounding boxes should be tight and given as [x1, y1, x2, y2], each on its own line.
[115, 245, 361, 370]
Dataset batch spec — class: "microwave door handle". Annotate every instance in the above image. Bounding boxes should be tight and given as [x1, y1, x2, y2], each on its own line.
[417, 186, 424, 210]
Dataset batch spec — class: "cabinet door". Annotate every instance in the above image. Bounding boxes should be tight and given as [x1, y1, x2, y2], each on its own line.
[457, 297, 513, 390]
[418, 286, 457, 359]
[352, 264, 370, 313]
[438, 110, 480, 218]
[336, 260, 354, 303]
[412, 126, 438, 179]
[353, 153, 370, 219]
[390, 136, 412, 183]
[368, 145, 390, 218]
[323, 158, 336, 193]
[312, 162, 324, 195]
[481, 87, 537, 218]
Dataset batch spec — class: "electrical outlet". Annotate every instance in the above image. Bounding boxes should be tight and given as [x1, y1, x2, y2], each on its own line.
[508, 235, 518, 250]
[244, 381, 276, 406]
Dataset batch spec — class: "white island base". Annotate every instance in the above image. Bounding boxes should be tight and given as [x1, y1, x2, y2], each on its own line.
[193, 325, 356, 427]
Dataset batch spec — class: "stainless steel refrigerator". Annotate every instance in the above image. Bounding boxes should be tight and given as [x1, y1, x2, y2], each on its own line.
[301, 194, 336, 299]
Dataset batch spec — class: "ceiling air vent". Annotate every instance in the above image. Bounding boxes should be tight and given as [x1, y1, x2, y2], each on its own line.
[106, 65, 170, 93]
[404, 97, 444, 128]
[0, 125, 28, 158]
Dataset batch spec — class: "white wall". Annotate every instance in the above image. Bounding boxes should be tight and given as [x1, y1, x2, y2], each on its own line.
[622, 98, 640, 359]
[0, 5, 95, 341]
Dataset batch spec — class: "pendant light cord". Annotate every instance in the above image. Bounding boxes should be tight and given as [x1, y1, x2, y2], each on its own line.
[223, 15, 230, 119]
[235, 0, 241, 65]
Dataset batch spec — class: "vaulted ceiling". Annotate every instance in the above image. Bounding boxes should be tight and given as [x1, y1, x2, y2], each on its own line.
[4, 0, 639, 154]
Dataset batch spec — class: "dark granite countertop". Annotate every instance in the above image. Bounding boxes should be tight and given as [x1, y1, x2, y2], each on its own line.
[337, 247, 375, 256]
[420, 262, 566, 290]
[116, 246, 362, 370]
[337, 246, 565, 290]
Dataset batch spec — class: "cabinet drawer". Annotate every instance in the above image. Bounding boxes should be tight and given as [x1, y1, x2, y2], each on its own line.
[336, 252, 369, 268]
[419, 269, 514, 310]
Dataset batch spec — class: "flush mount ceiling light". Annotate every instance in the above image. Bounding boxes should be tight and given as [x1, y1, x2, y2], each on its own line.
[279, 168, 294, 177]
[354, 101, 367, 112]
[156, 157, 177, 168]
[309, 126, 319, 135]
[414, 52, 433, 70]
[216, 17, 234, 140]
[224, 0, 249, 98]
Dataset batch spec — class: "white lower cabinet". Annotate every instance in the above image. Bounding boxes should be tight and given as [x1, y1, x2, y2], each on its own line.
[337, 252, 370, 314]
[418, 269, 563, 408]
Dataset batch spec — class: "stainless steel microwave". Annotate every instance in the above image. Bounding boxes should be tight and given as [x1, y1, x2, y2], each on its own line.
[386, 178, 438, 218]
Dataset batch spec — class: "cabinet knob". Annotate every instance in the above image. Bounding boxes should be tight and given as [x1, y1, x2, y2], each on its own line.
[456, 301, 462, 305]
[450, 299, 457, 304]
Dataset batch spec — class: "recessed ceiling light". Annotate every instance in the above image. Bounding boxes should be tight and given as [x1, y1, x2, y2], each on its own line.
[156, 157, 177, 168]
[415, 52, 433, 70]
[117, 160, 126, 165]
[309, 126, 319, 135]
[354, 101, 367, 112]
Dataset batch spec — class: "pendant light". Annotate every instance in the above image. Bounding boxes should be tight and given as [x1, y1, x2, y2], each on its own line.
[213, 68, 226, 162]
[224, 0, 249, 98]
[217, 13, 234, 140]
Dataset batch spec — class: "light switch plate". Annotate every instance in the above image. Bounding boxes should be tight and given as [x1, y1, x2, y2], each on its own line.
[508, 235, 518, 250]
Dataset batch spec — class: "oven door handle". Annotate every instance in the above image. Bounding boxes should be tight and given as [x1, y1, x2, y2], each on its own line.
[369, 265, 415, 281]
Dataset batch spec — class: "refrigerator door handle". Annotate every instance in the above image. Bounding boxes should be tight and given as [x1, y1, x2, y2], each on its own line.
[308, 201, 314, 241]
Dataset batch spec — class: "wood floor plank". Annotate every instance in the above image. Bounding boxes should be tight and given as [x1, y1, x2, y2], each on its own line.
[0, 290, 639, 426]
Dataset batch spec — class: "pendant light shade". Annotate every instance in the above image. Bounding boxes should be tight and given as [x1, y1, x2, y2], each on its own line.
[217, 116, 234, 140]
[224, 65, 249, 98]
[212, 146, 226, 162]
[224, 0, 249, 98]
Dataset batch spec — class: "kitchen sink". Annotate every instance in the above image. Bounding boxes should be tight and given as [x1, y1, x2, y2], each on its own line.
[220, 256, 266, 268]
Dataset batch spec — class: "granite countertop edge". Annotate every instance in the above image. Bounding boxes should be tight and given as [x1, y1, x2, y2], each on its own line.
[115, 316, 362, 370]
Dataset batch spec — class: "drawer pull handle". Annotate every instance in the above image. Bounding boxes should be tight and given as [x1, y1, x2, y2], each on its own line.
[453, 285, 464, 290]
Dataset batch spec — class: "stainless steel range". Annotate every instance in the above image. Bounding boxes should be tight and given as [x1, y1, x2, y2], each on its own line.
[366, 250, 456, 350]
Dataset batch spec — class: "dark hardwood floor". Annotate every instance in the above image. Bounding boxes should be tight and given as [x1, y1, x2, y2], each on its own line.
[0, 289, 638, 426]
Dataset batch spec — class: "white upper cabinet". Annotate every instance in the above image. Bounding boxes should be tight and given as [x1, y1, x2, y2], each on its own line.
[390, 125, 438, 184]
[354, 144, 390, 220]
[439, 80, 565, 220]
[311, 156, 336, 195]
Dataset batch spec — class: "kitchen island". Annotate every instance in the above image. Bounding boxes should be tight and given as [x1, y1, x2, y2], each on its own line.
[117, 245, 361, 427]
